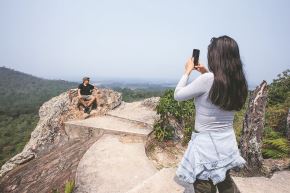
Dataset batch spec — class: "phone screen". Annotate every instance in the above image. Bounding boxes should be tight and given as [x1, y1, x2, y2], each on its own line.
[192, 49, 200, 66]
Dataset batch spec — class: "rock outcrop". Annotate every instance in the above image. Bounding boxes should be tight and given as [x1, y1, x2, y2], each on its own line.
[239, 80, 269, 175]
[0, 88, 122, 178]
[141, 97, 160, 109]
[0, 97, 161, 193]
[0, 137, 101, 193]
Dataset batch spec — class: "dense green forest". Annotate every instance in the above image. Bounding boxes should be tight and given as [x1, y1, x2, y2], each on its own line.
[0, 67, 76, 166]
[112, 87, 169, 102]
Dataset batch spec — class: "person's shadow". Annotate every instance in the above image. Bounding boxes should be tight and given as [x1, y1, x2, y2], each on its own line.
[173, 175, 195, 193]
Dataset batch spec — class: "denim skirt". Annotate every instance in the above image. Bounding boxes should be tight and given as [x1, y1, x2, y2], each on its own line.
[175, 129, 246, 185]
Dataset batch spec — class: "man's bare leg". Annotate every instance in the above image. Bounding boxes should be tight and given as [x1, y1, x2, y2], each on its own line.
[78, 96, 88, 108]
[87, 96, 96, 107]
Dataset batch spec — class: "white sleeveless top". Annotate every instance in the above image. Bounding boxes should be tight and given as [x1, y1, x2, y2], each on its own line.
[174, 71, 246, 185]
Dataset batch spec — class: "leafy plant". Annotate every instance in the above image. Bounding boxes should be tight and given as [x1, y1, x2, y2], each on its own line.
[265, 68, 290, 136]
[51, 180, 75, 193]
[260, 69, 290, 159]
[153, 120, 174, 141]
[262, 127, 290, 158]
[153, 89, 195, 143]
[65, 180, 75, 193]
[267, 69, 290, 106]
[182, 127, 193, 146]
[233, 94, 249, 141]
[265, 104, 289, 135]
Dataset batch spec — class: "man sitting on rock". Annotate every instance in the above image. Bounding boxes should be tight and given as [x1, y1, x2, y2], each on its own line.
[78, 77, 97, 114]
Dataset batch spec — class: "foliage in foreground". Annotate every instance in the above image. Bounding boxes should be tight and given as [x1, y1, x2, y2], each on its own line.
[52, 180, 75, 193]
[153, 89, 195, 145]
[265, 69, 290, 136]
[262, 127, 290, 158]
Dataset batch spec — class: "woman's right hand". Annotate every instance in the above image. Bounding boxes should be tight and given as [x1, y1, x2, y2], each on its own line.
[194, 63, 209, 74]
[184, 57, 195, 75]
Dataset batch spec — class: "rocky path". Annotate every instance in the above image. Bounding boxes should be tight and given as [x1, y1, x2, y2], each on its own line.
[65, 100, 290, 193]
[2, 99, 289, 193]
[65, 101, 186, 193]
[64, 101, 158, 140]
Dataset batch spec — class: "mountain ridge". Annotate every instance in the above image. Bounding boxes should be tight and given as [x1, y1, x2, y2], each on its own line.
[0, 66, 77, 115]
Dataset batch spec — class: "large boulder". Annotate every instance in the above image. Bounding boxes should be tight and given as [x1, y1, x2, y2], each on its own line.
[0, 88, 122, 178]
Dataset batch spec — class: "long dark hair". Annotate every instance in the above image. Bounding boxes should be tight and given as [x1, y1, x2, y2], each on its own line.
[207, 35, 248, 111]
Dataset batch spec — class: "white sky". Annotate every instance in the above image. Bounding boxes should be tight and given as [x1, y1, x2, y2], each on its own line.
[0, 0, 289, 85]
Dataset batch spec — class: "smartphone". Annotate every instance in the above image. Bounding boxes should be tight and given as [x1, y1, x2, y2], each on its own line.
[192, 49, 200, 66]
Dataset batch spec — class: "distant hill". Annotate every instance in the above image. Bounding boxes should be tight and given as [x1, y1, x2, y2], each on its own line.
[0, 67, 77, 166]
[0, 67, 77, 116]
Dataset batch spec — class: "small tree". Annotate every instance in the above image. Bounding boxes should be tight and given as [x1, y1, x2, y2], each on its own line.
[153, 89, 195, 145]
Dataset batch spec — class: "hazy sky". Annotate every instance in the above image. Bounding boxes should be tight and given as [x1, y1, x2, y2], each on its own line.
[0, 0, 289, 85]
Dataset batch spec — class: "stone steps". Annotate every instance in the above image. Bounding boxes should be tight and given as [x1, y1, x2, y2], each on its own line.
[68, 100, 290, 193]
[64, 115, 153, 140]
[105, 114, 153, 128]
[106, 101, 159, 125]
[64, 101, 158, 140]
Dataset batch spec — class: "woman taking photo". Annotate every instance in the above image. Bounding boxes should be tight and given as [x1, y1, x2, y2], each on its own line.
[174, 35, 248, 193]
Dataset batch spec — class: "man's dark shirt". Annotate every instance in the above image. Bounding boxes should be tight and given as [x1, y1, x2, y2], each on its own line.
[78, 83, 94, 95]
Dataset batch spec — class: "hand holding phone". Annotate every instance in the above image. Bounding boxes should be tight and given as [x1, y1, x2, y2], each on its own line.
[192, 49, 200, 66]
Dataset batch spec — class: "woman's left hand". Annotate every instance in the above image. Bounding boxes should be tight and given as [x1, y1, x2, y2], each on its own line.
[185, 57, 195, 75]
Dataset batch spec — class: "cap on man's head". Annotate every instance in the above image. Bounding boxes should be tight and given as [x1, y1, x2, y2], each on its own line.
[83, 77, 90, 82]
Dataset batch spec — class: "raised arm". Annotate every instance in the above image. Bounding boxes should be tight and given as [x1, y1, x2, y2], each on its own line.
[174, 72, 212, 101]
[174, 57, 211, 101]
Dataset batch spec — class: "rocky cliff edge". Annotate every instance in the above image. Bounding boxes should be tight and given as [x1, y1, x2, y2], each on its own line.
[0, 88, 122, 178]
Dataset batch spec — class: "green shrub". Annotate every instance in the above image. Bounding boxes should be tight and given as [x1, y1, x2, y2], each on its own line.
[265, 104, 288, 134]
[265, 68, 290, 136]
[263, 69, 290, 158]
[262, 127, 290, 158]
[51, 180, 75, 193]
[267, 69, 290, 106]
[153, 120, 174, 141]
[153, 89, 195, 143]
[182, 127, 194, 146]
[65, 180, 75, 193]
[233, 95, 249, 141]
